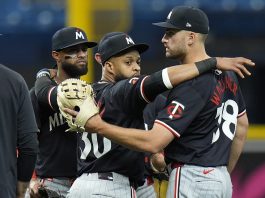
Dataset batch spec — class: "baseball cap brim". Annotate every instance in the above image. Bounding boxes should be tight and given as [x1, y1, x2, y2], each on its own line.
[124, 43, 149, 54]
[152, 22, 180, 29]
[56, 40, 97, 51]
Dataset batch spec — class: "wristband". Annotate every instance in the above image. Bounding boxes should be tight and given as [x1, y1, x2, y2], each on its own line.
[36, 68, 50, 79]
[195, 57, 217, 74]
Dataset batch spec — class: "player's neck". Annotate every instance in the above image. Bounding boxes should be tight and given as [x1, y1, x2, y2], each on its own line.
[101, 70, 116, 83]
[182, 47, 210, 64]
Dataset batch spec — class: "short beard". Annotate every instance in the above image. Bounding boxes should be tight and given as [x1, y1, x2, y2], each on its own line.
[114, 74, 126, 82]
[61, 62, 88, 78]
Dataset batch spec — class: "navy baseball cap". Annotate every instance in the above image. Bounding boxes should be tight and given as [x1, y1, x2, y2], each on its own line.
[153, 6, 209, 34]
[52, 27, 97, 51]
[98, 32, 149, 64]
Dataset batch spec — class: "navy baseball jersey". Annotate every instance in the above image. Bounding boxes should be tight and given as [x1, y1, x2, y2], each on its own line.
[142, 92, 169, 178]
[143, 92, 169, 130]
[155, 70, 246, 166]
[78, 74, 170, 185]
[31, 80, 77, 178]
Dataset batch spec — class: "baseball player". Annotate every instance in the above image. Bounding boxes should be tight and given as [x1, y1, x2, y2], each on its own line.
[27, 27, 97, 197]
[0, 64, 38, 198]
[53, 32, 254, 198]
[66, 6, 254, 198]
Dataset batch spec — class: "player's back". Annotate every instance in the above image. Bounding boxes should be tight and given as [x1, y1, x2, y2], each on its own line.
[161, 70, 246, 166]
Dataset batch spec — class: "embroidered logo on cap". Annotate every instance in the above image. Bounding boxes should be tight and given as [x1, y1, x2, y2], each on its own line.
[76, 31, 84, 40]
[125, 36, 135, 45]
[186, 22, 192, 27]
[167, 11, 173, 19]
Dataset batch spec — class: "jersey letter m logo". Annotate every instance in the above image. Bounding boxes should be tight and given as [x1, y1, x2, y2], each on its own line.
[76, 31, 84, 40]
[126, 37, 135, 45]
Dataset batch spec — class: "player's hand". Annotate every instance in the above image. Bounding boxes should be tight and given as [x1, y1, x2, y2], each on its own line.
[150, 152, 167, 173]
[29, 179, 43, 198]
[63, 107, 100, 133]
[216, 57, 255, 78]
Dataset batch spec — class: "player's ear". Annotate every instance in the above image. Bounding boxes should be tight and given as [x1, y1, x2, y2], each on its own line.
[52, 51, 60, 62]
[104, 60, 115, 75]
[95, 53, 103, 66]
[187, 32, 195, 45]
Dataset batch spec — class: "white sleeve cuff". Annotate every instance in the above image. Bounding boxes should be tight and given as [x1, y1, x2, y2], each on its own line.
[162, 68, 173, 89]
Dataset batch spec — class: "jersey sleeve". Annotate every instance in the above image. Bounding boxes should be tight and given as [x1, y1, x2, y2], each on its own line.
[34, 75, 59, 111]
[17, 76, 38, 181]
[232, 74, 246, 117]
[109, 76, 149, 115]
[155, 83, 205, 137]
[17, 78, 39, 135]
[111, 71, 172, 114]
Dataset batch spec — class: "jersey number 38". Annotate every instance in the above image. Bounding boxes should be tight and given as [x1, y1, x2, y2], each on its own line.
[212, 99, 238, 143]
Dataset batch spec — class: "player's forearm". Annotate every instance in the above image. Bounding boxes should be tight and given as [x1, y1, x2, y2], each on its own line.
[167, 57, 217, 87]
[228, 114, 248, 173]
[167, 63, 199, 86]
[141, 58, 217, 103]
[87, 115, 158, 153]
[228, 136, 244, 174]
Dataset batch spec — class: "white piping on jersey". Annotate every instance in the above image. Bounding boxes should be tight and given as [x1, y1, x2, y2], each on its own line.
[155, 119, 180, 138]
[48, 86, 56, 111]
[238, 109, 246, 118]
[140, 76, 151, 103]
[174, 166, 181, 198]
[97, 81, 109, 84]
[162, 68, 173, 89]
[131, 186, 137, 198]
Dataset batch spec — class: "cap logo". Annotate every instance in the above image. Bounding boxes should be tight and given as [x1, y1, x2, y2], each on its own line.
[76, 31, 84, 40]
[167, 11, 172, 19]
[125, 36, 135, 45]
[186, 22, 192, 28]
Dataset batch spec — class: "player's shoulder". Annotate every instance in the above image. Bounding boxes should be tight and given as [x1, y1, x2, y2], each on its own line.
[169, 70, 216, 97]
[213, 70, 239, 85]
[0, 64, 24, 81]
[116, 75, 146, 86]
[0, 64, 28, 92]
[92, 81, 110, 90]
[108, 75, 146, 92]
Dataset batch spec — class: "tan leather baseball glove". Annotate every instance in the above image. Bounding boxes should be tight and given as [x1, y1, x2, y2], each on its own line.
[57, 78, 99, 132]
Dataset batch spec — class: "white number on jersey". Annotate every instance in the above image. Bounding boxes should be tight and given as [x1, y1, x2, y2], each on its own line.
[212, 99, 238, 143]
[80, 132, 112, 159]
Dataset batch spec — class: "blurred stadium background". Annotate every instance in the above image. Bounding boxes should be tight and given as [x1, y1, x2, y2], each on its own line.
[0, 0, 264, 197]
